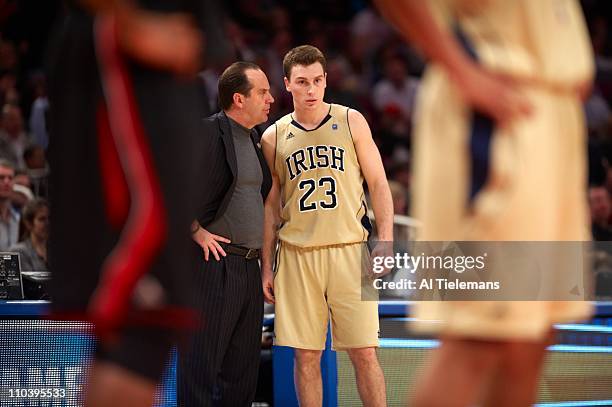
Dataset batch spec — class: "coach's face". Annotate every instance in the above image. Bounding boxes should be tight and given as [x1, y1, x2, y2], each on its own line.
[241, 69, 274, 127]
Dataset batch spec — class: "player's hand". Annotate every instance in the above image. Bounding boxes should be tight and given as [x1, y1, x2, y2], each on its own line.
[453, 62, 532, 127]
[117, 8, 203, 75]
[262, 269, 275, 304]
[192, 227, 230, 262]
[369, 241, 394, 278]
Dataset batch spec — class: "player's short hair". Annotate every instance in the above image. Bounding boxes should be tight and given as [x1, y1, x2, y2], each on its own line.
[218, 61, 262, 111]
[283, 45, 327, 80]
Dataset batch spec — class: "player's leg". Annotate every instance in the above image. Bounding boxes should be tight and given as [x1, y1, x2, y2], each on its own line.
[411, 337, 501, 407]
[327, 243, 386, 405]
[87, 324, 179, 407]
[85, 361, 156, 407]
[294, 349, 324, 407]
[274, 243, 329, 405]
[481, 332, 552, 407]
[345, 347, 386, 407]
[86, 334, 175, 407]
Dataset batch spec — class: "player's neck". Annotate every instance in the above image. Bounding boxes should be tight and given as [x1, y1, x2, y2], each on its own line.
[292, 102, 330, 130]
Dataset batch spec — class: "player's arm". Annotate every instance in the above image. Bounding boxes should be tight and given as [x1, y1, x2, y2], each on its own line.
[261, 125, 281, 304]
[349, 109, 394, 242]
[81, 0, 202, 75]
[373, 0, 530, 126]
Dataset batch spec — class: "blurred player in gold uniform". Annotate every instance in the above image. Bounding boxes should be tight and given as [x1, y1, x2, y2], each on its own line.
[376, 0, 594, 406]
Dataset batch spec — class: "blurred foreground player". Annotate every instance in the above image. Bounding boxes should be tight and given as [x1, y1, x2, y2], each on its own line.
[375, 0, 594, 406]
[47, 1, 209, 406]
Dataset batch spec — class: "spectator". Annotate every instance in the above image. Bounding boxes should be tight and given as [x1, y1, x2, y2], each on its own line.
[0, 40, 17, 72]
[324, 57, 362, 111]
[388, 180, 408, 216]
[0, 71, 17, 107]
[590, 185, 612, 240]
[0, 104, 34, 169]
[29, 74, 49, 149]
[23, 144, 48, 197]
[376, 104, 410, 162]
[10, 169, 33, 210]
[9, 198, 48, 272]
[225, 19, 257, 62]
[372, 55, 419, 124]
[388, 157, 411, 191]
[0, 159, 19, 250]
[350, 6, 393, 57]
[264, 29, 293, 93]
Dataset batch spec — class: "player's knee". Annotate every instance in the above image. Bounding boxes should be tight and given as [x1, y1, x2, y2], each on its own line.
[346, 347, 378, 367]
[500, 342, 547, 379]
[294, 349, 322, 370]
[412, 390, 455, 407]
[443, 339, 500, 372]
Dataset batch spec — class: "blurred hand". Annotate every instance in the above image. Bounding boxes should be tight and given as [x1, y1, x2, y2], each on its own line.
[192, 227, 230, 262]
[117, 9, 203, 75]
[453, 62, 532, 127]
[262, 268, 275, 304]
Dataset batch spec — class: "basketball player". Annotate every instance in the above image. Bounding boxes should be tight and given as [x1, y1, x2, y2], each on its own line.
[260, 45, 394, 407]
[374, 1, 594, 406]
[47, 1, 223, 406]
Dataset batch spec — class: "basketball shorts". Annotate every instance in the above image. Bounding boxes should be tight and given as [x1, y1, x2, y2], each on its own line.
[273, 241, 379, 350]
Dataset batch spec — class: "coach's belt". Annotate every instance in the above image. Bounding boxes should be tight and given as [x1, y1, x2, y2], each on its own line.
[222, 243, 260, 260]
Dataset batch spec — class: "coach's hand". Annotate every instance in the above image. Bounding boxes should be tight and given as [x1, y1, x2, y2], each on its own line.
[262, 269, 275, 304]
[192, 227, 230, 262]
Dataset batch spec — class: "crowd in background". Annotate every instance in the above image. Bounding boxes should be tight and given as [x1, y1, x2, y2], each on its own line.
[2, 0, 612, 284]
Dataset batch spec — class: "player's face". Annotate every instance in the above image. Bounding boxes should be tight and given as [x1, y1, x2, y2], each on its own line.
[242, 69, 274, 127]
[285, 63, 327, 110]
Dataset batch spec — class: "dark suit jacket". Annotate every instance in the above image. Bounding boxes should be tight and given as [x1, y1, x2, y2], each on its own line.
[196, 111, 272, 228]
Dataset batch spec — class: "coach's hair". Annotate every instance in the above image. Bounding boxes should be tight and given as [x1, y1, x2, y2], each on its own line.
[218, 61, 262, 111]
[283, 45, 327, 80]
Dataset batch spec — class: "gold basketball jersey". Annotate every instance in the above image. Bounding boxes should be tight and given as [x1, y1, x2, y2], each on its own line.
[431, 0, 593, 86]
[274, 103, 369, 248]
[411, 0, 593, 243]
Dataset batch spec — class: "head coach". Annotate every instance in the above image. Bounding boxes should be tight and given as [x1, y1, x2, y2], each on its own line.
[177, 61, 274, 406]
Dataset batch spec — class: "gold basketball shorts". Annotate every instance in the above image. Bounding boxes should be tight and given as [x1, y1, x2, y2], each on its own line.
[273, 241, 379, 350]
